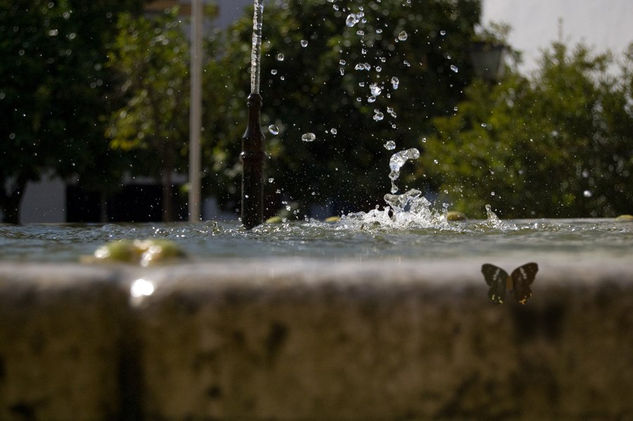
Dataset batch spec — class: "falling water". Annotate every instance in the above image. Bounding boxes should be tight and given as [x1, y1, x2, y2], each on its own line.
[250, 0, 264, 94]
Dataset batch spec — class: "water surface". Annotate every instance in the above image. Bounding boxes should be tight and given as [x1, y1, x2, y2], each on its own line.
[0, 218, 631, 264]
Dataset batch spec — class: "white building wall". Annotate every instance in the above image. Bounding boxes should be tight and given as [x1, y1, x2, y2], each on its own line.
[19, 176, 66, 223]
[482, 0, 633, 73]
[214, 0, 252, 28]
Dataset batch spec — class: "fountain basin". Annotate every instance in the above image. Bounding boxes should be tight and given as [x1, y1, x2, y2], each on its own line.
[1, 242, 633, 418]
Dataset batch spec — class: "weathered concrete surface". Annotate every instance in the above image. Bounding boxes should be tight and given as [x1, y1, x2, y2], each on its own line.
[0, 264, 135, 420]
[1, 259, 633, 419]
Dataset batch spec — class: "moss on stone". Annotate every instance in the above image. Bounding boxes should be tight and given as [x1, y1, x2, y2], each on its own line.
[446, 211, 467, 221]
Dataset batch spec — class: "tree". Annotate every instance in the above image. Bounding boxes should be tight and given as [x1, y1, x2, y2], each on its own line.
[106, 8, 190, 222]
[421, 42, 633, 218]
[203, 0, 481, 216]
[0, 0, 142, 223]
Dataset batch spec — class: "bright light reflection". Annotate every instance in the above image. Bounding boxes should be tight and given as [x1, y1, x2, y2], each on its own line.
[130, 278, 155, 298]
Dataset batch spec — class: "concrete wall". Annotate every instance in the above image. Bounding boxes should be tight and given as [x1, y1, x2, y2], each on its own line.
[2, 259, 633, 419]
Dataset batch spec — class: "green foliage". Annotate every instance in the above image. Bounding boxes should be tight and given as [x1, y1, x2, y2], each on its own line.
[422, 42, 633, 218]
[0, 0, 142, 223]
[107, 8, 190, 178]
[204, 0, 481, 214]
[106, 8, 192, 221]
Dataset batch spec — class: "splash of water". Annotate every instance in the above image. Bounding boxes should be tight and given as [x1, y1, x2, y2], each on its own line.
[388, 148, 419, 194]
[485, 204, 516, 230]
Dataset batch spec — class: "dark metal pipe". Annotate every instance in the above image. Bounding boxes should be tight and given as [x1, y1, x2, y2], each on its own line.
[241, 93, 265, 229]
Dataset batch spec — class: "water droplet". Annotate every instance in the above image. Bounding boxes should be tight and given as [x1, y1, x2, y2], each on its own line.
[391, 76, 399, 90]
[397, 30, 408, 41]
[583, 190, 593, 198]
[300, 39, 308, 48]
[403, 60, 411, 67]
[450, 64, 459, 73]
[440, 30, 447, 36]
[480, 123, 487, 128]
[48, 29, 59, 37]
[330, 128, 338, 135]
[339, 59, 346, 65]
[268, 125, 279, 135]
[384, 140, 396, 150]
[387, 107, 397, 118]
[276, 53, 285, 61]
[270, 69, 278, 75]
[268, 177, 275, 183]
[346, 13, 359, 27]
[367, 96, 377, 103]
[369, 83, 382, 96]
[302, 132, 316, 142]
[373, 110, 384, 121]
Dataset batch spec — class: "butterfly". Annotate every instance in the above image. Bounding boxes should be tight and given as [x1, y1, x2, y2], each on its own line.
[481, 263, 539, 305]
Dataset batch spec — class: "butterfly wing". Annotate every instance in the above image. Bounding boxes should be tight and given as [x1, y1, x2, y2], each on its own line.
[510, 263, 539, 304]
[481, 264, 509, 304]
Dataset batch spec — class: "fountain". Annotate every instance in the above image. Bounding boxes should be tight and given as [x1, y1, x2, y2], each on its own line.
[240, 0, 266, 229]
[1, 0, 633, 419]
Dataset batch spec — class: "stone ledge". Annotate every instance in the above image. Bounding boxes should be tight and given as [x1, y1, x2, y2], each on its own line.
[1, 259, 633, 419]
